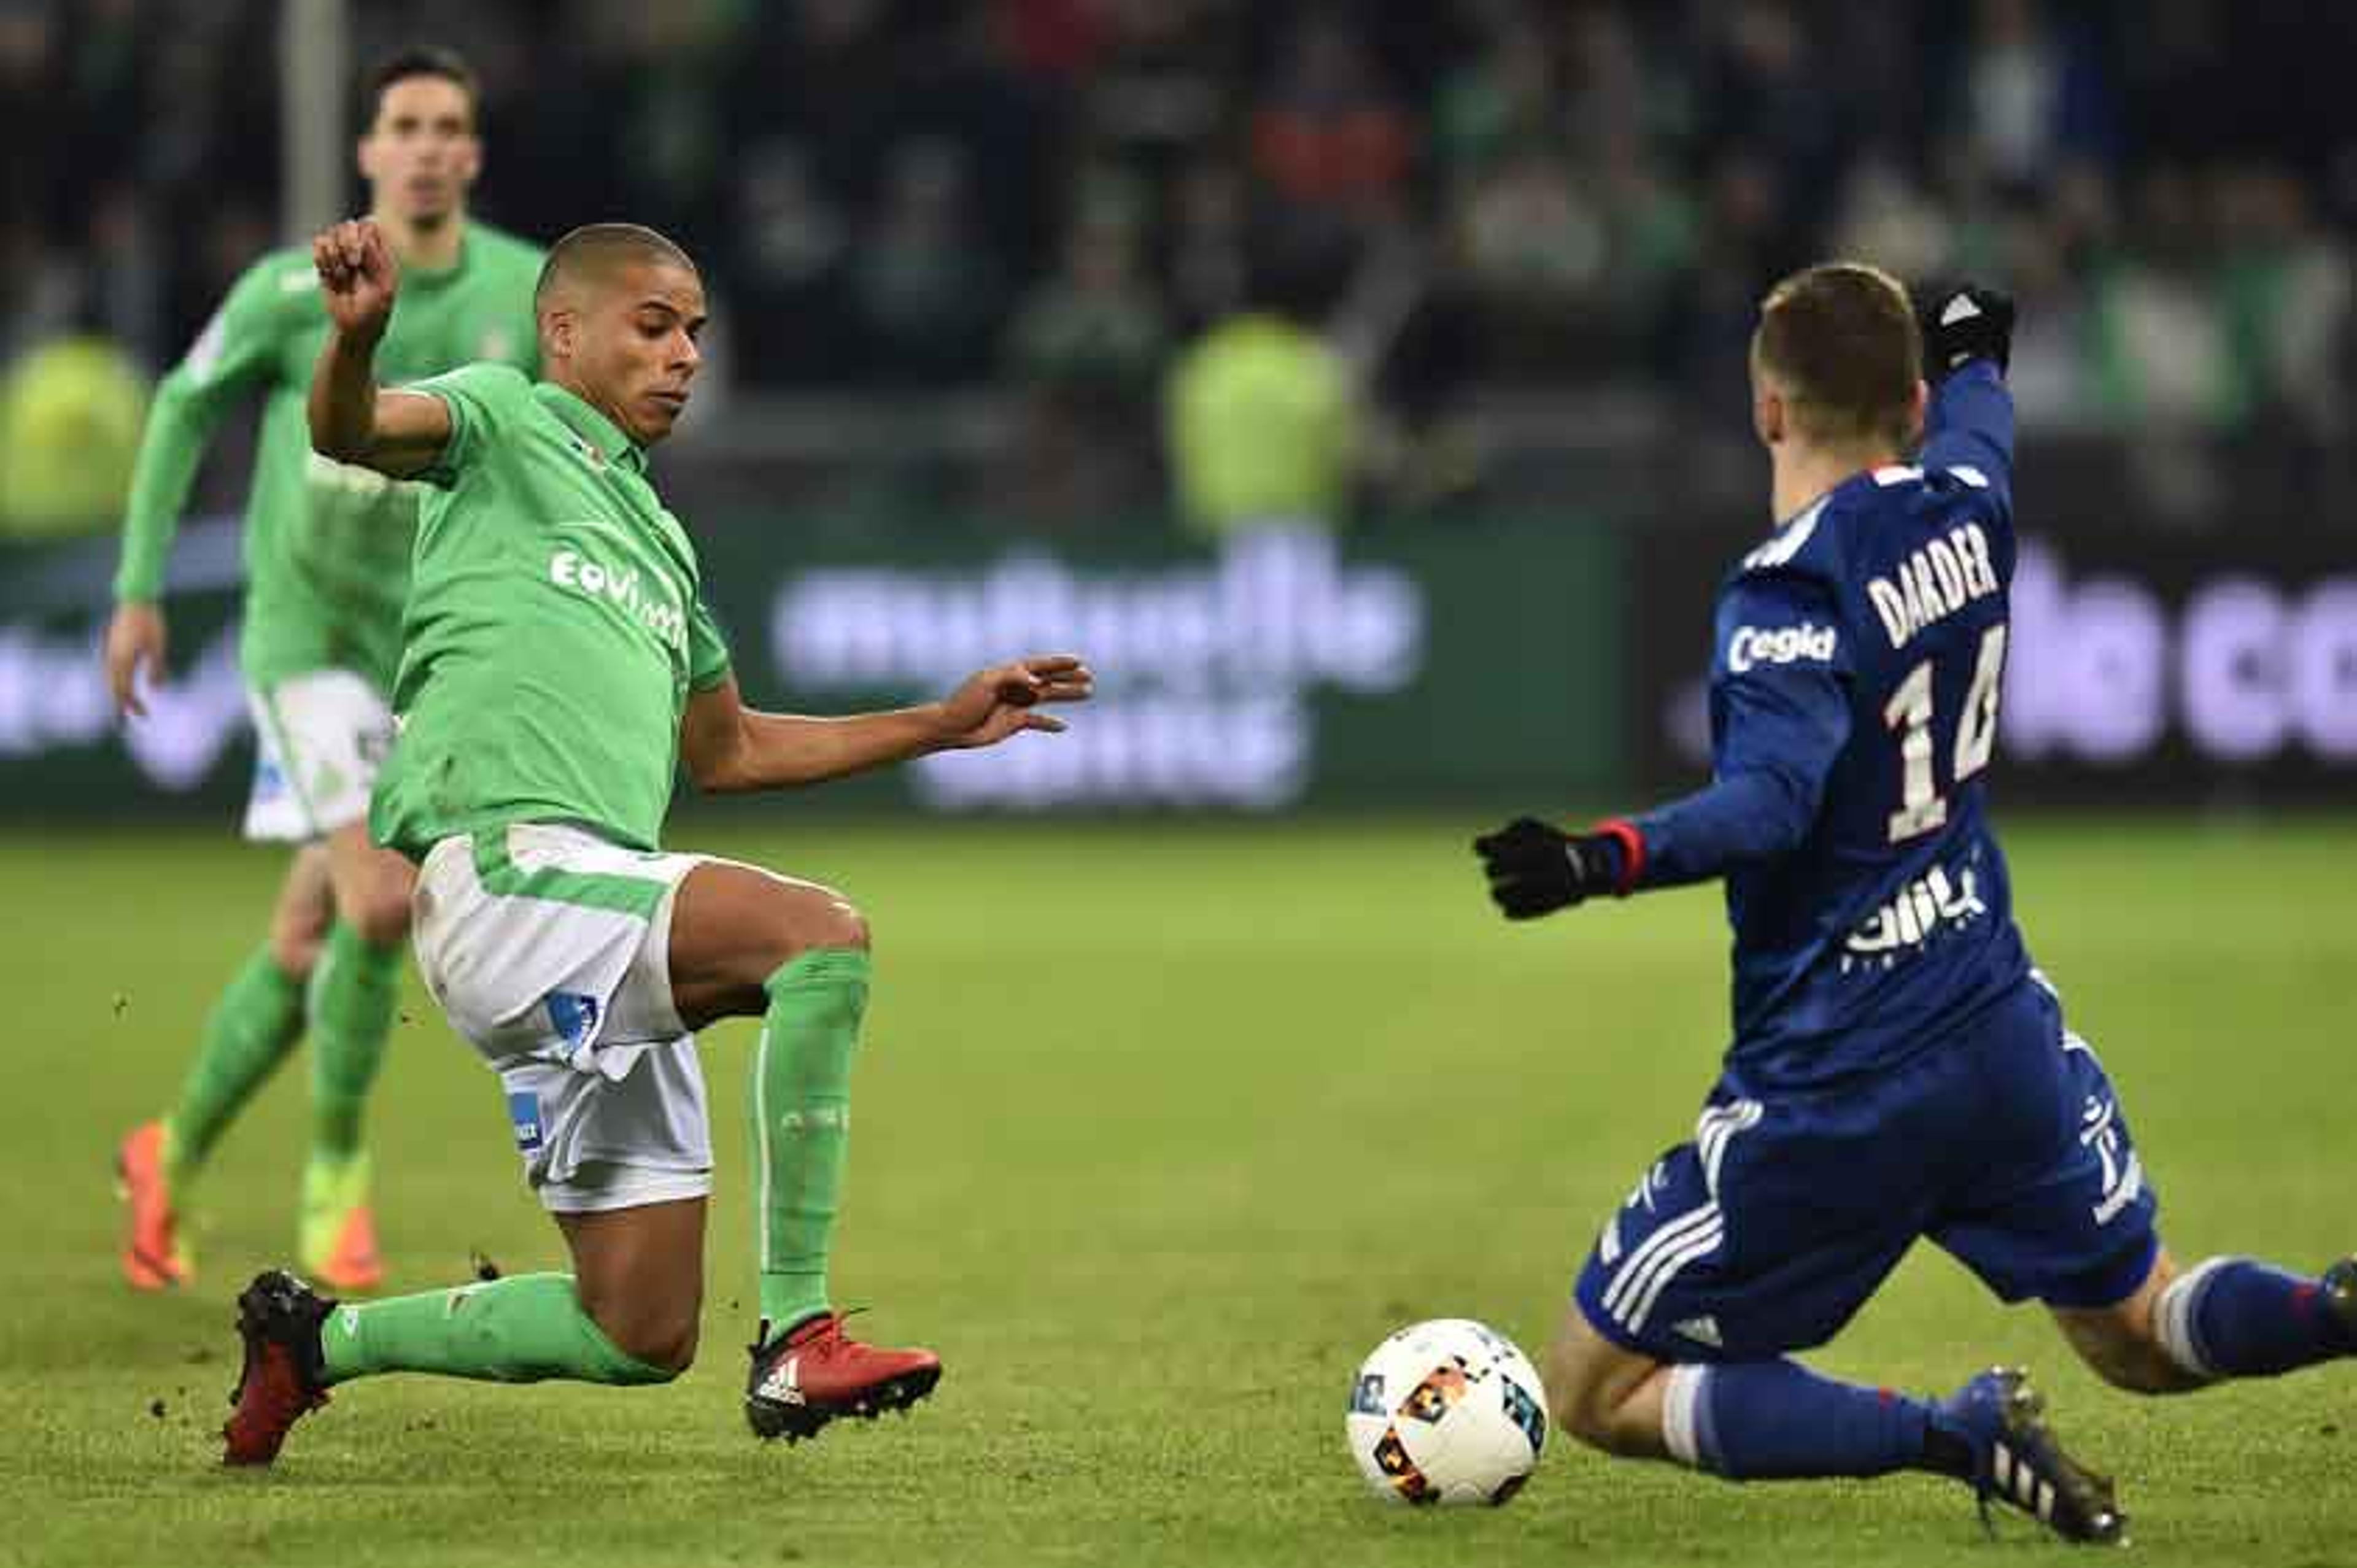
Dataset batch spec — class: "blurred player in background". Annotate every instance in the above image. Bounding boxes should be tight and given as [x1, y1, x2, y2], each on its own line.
[1474, 267, 2357, 1543]
[104, 47, 544, 1294]
[217, 217, 1091, 1464]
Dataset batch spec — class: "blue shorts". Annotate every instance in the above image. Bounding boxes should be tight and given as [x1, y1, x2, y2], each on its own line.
[1574, 977, 2161, 1362]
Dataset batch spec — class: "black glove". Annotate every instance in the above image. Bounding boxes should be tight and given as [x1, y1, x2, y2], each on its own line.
[1473, 816, 1629, 921]
[1915, 281, 2015, 379]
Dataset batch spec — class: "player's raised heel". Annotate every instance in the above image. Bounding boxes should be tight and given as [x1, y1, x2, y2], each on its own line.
[222, 1269, 335, 1467]
[743, 1310, 942, 1445]
[1949, 1367, 2126, 1546]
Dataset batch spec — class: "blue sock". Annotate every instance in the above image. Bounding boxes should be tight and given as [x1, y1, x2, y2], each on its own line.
[1666, 1361, 1940, 1480]
[2158, 1258, 2355, 1379]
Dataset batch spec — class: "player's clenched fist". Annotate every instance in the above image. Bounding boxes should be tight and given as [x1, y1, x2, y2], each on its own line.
[312, 218, 401, 341]
[1474, 816, 1627, 920]
[1913, 280, 2014, 380]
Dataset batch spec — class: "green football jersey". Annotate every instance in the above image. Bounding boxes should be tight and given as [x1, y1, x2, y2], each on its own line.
[114, 223, 545, 692]
[371, 363, 732, 860]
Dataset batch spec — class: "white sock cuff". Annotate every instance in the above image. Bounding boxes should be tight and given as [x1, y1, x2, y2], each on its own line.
[2153, 1256, 2237, 1380]
[1662, 1364, 1711, 1469]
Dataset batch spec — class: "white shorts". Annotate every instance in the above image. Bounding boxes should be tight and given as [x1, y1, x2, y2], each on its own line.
[244, 668, 395, 841]
[412, 822, 714, 1213]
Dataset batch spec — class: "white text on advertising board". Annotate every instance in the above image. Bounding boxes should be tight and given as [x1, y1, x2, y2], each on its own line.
[770, 528, 1428, 808]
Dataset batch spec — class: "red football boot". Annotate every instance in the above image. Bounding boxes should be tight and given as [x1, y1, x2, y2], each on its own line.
[743, 1310, 942, 1442]
[222, 1270, 335, 1466]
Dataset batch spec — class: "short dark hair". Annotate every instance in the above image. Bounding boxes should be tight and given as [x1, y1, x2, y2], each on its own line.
[363, 45, 481, 129]
[535, 223, 701, 311]
[1752, 262, 1921, 448]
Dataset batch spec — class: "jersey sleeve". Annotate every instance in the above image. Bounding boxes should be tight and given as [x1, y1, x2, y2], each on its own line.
[1625, 572, 1855, 889]
[408, 362, 527, 488]
[114, 260, 300, 601]
[687, 596, 732, 690]
[1918, 360, 2014, 516]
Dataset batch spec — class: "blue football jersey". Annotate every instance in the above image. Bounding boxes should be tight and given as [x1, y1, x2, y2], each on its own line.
[1628, 363, 2030, 1088]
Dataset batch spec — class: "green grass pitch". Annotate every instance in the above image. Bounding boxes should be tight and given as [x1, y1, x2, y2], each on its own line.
[4, 816, 2353, 1566]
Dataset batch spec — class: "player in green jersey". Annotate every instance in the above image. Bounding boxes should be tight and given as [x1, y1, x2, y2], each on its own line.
[219, 217, 1091, 1462]
[106, 48, 544, 1294]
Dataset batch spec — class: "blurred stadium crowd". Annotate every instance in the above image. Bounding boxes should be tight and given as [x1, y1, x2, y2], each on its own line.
[3, 0, 2355, 531]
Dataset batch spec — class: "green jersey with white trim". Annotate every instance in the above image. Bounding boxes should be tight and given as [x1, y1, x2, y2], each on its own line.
[371, 363, 732, 859]
[114, 223, 544, 691]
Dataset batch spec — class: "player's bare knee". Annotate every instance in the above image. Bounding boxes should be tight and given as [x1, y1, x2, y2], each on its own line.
[345, 887, 412, 948]
[1543, 1352, 1620, 1455]
[269, 886, 331, 977]
[1545, 1319, 1670, 1459]
[1555, 1388, 1646, 1458]
[756, 887, 868, 971]
[792, 889, 868, 956]
[266, 925, 322, 981]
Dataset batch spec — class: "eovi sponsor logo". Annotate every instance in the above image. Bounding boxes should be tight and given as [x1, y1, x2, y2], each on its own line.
[549, 548, 690, 654]
[770, 528, 1426, 808]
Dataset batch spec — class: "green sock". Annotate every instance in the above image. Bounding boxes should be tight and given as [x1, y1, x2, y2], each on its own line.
[318, 1272, 675, 1386]
[308, 921, 401, 1165]
[751, 948, 870, 1330]
[163, 944, 306, 1188]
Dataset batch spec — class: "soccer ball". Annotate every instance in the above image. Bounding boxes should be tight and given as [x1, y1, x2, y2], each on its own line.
[1345, 1318, 1549, 1506]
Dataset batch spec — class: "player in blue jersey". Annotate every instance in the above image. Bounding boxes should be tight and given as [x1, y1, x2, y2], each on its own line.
[1475, 264, 2357, 1545]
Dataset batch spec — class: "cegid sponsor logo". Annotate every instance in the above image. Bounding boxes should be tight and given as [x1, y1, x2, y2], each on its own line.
[1727, 622, 1838, 674]
[771, 528, 1426, 809]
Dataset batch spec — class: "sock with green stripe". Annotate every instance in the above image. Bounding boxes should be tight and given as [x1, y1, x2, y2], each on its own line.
[750, 948, 870, 1333]
[319, 1272, 676, 1385]
[308, 921, 401, 1167]
[163, 944, 306, 1188]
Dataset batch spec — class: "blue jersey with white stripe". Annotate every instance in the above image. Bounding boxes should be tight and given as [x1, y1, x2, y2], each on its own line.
[1629, 364, 2030, 1089]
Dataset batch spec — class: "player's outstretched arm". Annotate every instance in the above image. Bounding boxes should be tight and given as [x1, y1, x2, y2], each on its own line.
[306, 218, 451, 479]
[681, 656, 1094, 793]
[1476, 763, 1828, 922]
[1476, 642, 1851, 919]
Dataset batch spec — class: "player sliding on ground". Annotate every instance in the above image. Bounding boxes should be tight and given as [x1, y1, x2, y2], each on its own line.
[108, 47, 543, 1295]
[1475, 265, 2357, 1545]
[220, 217, 1091, 1464]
